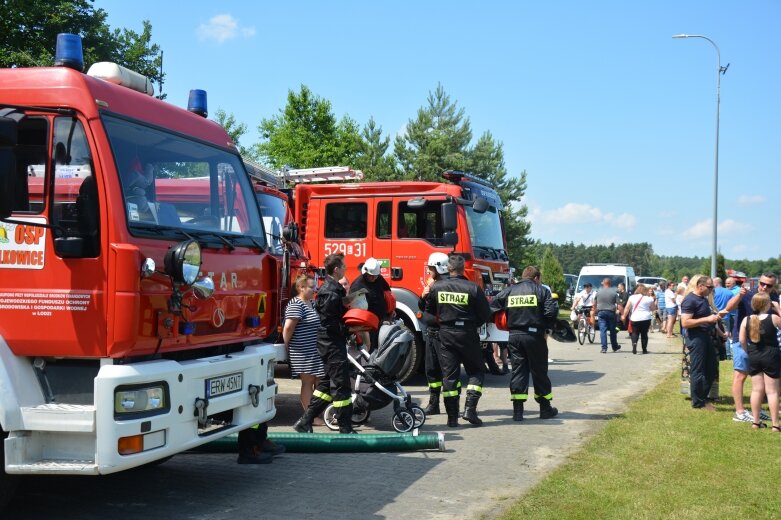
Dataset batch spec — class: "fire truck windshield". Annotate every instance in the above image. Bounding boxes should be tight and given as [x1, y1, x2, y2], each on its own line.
[103, 115, 264, 247]
[465, 205, 507, 260]
[255, 192, 286, 255]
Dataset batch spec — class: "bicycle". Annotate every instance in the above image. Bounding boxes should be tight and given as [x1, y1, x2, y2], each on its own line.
[574, 306, 596, 345]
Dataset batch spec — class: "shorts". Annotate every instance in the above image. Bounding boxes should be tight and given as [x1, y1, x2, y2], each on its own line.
[731, 341, 749, 373]
[657, 308, 667, 321]
[747, 343, 781, 379]
[665, 305, 677, 317]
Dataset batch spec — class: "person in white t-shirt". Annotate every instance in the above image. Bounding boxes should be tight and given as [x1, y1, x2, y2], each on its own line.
[622, 284, 657, 354]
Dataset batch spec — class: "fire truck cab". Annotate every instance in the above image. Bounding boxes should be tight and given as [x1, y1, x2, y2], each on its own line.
[289, 169, 511, 381]
[0, 34, 281, 505]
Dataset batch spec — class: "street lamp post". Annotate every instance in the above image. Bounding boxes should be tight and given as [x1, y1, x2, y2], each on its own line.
[672, 34, 729, 278]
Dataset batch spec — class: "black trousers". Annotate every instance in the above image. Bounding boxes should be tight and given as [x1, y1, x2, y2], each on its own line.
[687, 330, 718, 408]
[425, 329, 443, 388]
[508, 331, 552, 403]
[306, 331, 352, 417]
[629, 319, 652, 351]
[438, 326, 484, 397]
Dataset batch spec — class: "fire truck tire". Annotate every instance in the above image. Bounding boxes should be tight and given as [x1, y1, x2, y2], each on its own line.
[0, 427, 19, 510]
[395, 315, 424, 384]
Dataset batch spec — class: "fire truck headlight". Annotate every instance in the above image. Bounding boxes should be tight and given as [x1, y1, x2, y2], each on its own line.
[114, 384, 169, 417]
[164, 239, 202, 285]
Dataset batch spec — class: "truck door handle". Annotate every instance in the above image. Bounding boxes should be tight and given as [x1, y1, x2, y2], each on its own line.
[391, 267, 403, 280]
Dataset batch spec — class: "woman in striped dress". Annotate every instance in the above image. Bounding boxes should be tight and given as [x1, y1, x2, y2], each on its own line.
[283, 275, 325, 421]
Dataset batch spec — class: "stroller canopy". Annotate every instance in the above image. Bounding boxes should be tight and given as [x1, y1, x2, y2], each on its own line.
[368, 321, 413, 378]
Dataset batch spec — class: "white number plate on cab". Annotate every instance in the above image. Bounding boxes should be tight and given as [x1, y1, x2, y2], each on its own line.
[206, 372, 243, 398]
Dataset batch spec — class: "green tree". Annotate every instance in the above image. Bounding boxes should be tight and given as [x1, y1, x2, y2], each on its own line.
[540, 247, 566, 299]
[393, 83, 472, 181]
[355, 117, 397, 181]
[255, 85, 362, 169]
[700, 252, 726, 280]
[213, 109, 252, 158]
[0, 0, 164, 95]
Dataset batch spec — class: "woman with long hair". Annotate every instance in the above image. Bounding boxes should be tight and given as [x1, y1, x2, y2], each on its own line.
[622, 284, 656, 354]
[739, 292, 781, 431]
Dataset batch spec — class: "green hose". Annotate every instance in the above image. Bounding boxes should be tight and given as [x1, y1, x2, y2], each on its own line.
[196, 430, 445, 453]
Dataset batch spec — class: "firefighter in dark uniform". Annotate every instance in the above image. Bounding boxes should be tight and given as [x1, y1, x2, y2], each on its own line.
[349, 257, 390, 351]
[293, 253, 356, 434]
[418, 252, 450, 415]
[490, 265, 559, 421]
[425, 255, 491, 427]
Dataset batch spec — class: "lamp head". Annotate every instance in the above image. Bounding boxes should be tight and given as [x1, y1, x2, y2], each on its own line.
[672, 34, 689, 39]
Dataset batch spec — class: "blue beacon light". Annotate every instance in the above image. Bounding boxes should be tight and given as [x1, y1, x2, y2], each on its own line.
[187, 89, 208, 118]
[54, 33, 84, 71]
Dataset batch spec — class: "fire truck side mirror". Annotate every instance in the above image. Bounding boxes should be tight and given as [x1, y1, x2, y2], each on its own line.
[441, 202, 457, 232]
[282, 222, 299, 242]
[442, 231, 458, 247]
[0, 116, 18, 219]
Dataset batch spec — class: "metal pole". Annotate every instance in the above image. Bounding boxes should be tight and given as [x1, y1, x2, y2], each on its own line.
[672, 34, 727, 278]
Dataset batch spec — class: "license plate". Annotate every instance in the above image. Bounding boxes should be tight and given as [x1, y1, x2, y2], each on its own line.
[206, 372, 243, 398]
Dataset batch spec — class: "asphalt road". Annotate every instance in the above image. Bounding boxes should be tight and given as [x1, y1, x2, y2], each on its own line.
[6, 331, 681, 519]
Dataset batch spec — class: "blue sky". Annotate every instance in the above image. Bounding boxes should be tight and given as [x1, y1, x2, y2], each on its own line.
[95, 1, 780, 262]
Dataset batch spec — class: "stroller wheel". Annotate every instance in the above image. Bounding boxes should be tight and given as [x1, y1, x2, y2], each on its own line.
[410, 406, 426, 428]
[352, 407, 371, 425]
[323, 405, 339, 431]
[392, 410, 415, 433]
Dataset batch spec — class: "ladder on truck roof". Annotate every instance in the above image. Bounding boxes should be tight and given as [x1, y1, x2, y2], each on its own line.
[243, 161, 363, 186]
[244, 159, 285, 188]
[282, 166, 363, 184]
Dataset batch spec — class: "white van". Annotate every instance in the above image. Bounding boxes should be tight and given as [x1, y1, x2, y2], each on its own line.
[576, 264, 636, 294]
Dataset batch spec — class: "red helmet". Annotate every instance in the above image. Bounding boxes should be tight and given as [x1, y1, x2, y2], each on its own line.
[494, 310, 508, 331]
[343, 309, 379, 331]
[384, 290, 396, 315]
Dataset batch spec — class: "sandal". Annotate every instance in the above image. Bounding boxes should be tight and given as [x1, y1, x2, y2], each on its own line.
[772, 425, 781, 433]
[752, 422, 767, 429]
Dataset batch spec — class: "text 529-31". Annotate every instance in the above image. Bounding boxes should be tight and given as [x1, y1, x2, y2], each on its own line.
[324, 242, 366, 258]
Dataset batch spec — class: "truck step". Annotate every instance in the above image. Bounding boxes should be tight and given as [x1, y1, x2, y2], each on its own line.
[20, 403, 96, 432]
[6, 459, 98, 475]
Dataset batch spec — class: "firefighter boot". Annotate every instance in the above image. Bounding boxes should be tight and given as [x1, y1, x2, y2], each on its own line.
[539, 399, 559, 420]
[237, 429, 273, 464]
[483, 346, 503, 375]
[337, 403, 358, 434]
[512, 400, 524, 422]
[293, 398, 327, 433]
[423, 387, 441, 415]
[443, 396, 460, 427]
[462, 391, 483, 426]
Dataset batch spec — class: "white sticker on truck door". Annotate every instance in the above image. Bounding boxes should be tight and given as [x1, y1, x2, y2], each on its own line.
[0, 219, 47, 270]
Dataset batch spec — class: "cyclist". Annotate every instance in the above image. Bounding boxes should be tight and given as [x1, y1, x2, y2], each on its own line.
[572, 283, 595, 324]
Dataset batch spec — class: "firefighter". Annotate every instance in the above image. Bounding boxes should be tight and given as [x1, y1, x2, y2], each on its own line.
[425, 255, 491, 427]
[350, 257, 390, 350]
[418, 252, 450, 415]
[293, 253, 357, 434]
[489, 266, 559, 422]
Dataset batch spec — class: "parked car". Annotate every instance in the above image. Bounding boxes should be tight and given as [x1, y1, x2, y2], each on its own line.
[636, 276, 667, 288]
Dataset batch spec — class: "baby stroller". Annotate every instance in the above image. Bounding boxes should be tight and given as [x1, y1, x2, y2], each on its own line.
[324, 319, 426, 433]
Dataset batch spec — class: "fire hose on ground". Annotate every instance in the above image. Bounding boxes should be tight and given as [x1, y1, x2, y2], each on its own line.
[194, 430, 446, 453]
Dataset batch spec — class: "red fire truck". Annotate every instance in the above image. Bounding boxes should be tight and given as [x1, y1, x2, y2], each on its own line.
[0, 34, 282, 505]
[284, 168, 511, 381]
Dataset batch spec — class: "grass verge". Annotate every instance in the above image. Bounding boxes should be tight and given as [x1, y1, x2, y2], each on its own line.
[499, 356, 781, 519]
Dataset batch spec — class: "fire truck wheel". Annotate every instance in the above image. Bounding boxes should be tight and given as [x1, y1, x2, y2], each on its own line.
[395, 314, 424, 384]
[0, 427, 19, 510]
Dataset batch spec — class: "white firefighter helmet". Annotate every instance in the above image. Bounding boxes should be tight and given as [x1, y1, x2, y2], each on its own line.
[427, 252, 449, 275]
